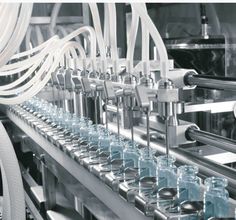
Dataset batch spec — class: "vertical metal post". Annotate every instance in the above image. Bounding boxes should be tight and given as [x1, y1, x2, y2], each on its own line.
[116, 97, 120, 137]
[84, 94, 89, 118]
[146, 109, 150, 156]
[94, 94, 98, 125]
[105, 98, 108, 130]
[40, 155, 56, 210]
[129, 98, 134, 143]
[165, 116, 170, 156]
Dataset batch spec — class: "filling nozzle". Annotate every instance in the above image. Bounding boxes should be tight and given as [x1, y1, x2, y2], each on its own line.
[110, 60, 120, 82]
[51, 66, 60, 106]
[144, 107, 151, 157]
[80, 59, 89, 78]
[82, 58, 87, 72]
[91, 59, 97, 73]
[64, 68, 75, 113]
[158, 79, 180, 155]
[200, 3, 209, 39]
[56, 67, 67, 111]
[122, 73, 137, 143]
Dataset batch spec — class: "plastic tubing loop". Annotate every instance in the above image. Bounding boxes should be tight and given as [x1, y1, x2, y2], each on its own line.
[0, 41, 85, 104]
[0, 41, 86, 97]
[131, 3, 169, 78]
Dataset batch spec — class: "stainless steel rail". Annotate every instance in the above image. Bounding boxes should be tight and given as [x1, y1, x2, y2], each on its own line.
[6, 110, 151, 220]
[185, 72, 236, 91]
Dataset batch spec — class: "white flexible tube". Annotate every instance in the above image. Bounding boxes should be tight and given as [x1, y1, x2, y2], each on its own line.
[65, 26, 81, 44]
[35, 25, 44, 45]
[56, 26, 71, 61]
[88, 3, 106, 62]
[25, 26, 32, 51]
[0, 4, 12, 40]
[11, 35, 59, 60]
[0, 62, 34, 76]
[55, 26, 84, 66]
[0, 4, 20, 52]
[0, 59, 43, 92]
[0, 42, 84, 104]
[0, 122, 25, 220]
[8, 35, 59, 61]
[69, 42, 86, 59]
[0, 18, 97, 101]
[50, 3, 62, 37]
[0, 41, 59, 91]
[107, 3, 118, 61]
[131, 3, 169, 78]
[0, 41, 86, 96]
[0, 26, 92, 97]
[61, 26, 97, 60]
[0, 3, 33, 67]
[140, 3, 150, 74]
[126, 6, 139, 74]
[104, 4, 110, 49]
[0, 55, 52, 95]
[0, 39, 59, 72]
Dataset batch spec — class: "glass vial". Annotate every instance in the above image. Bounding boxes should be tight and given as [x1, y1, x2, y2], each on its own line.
[123, 141, 140, 169]
[138, 147, 156, 197]
[138, 147, 156, 179]
[177, 165, 201, 204]
[204, 177, 229, 219]
[156, 155, 177, 189]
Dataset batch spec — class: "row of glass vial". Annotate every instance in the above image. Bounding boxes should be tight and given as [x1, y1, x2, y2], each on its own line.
[22, 98, 231, 219]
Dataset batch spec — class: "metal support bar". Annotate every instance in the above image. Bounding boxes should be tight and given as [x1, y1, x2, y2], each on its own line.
[186, 127, 236, 155]
[41, 155, 56, 210]
[185, 73, 236, 91]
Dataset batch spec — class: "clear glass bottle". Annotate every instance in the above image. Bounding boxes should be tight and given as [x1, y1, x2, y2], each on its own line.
[109, 135, 124, 160]
[79, 119, 93, 141]
[156, 155, 177, 189]
[71, 115, 83, 136]
[97, 130, 111, 152]
[57, 108, 66, 127]
[88, 124, 102, 146]
[177, 165, 201, 203]
[204, 177, 229, 219]
[122, 141, 140, 181]
[88, 127, 106, 160]
[138, 147, 156, 179]
[123, 141, 140, 169]
[64, 112, 73, 131]
[138, 147, 156, 196]
[49, 105, 58, 124]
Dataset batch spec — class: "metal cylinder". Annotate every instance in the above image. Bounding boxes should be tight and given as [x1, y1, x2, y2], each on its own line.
[185, 72, 236, 91]
[186, 126, 236, 154]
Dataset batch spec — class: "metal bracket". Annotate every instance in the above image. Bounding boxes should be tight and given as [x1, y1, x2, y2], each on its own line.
[135, 85, 157, 109]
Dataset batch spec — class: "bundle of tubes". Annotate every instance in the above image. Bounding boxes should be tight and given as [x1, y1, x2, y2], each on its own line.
[0, 2, 169, 105]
